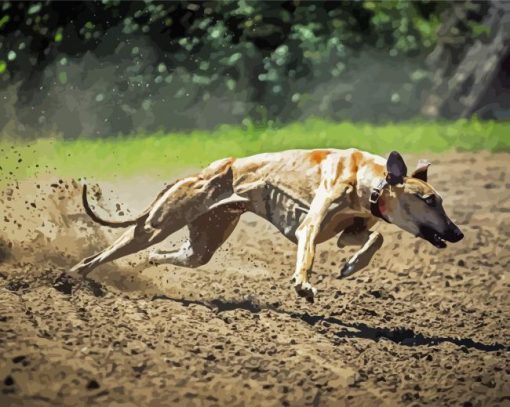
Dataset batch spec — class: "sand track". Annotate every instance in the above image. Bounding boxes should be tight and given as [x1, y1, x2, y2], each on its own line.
[0, 152, 509, 406]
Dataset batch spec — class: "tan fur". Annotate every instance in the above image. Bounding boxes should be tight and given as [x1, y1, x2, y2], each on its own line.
[71, 148, 461, 303]
[309, 150, 331, 165]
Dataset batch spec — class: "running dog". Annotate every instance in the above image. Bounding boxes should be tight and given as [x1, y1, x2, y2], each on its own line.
[70, 149, 464, 302]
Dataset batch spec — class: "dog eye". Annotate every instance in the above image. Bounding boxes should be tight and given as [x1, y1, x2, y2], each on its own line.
[423, 196, 435, 206]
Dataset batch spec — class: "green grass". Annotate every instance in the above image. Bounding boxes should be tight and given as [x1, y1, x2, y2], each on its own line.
[1, 118, 509, 182]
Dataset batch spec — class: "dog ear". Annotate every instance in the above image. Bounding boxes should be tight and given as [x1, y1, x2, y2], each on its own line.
[411, 159, 431, 182]
[386, 151, 407, 185]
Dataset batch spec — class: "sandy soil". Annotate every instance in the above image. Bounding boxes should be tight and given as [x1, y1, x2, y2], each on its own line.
[0, 151, 509, 406]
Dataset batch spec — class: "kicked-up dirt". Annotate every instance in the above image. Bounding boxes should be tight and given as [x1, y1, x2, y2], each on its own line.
[0, 151, 509, 406]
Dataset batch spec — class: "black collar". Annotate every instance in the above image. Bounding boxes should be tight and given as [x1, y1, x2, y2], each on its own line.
[369, 179, 391, 223]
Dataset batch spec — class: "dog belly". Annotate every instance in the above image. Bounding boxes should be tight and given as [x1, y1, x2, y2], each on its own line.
[240, 182, 367, 244]
[243, 183, 308, 243]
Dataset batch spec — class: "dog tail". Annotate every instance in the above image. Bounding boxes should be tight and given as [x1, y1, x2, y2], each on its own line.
[82, 184, 139, 228]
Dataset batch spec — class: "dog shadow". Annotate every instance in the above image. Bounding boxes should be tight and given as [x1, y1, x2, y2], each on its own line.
[293, 313, 509, 352]
[151, 294, 509, 353]
[54, 265, 509, 354]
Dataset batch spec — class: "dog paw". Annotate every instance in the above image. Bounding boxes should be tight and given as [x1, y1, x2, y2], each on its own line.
[53, 272, 80, 295]
[339, 262, 356, 279]
[147, 255, 159, 266]
[147, 254, 158, 264]
[67, 264, 88, 280]
[294, 282, 317, 303]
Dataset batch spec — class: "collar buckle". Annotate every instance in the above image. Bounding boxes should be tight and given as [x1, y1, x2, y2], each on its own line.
[369, 179, 386, 204]
[369, 179, 390, 223]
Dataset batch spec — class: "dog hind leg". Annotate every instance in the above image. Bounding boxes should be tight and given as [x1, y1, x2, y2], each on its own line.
[70, 159, 245, 277]
[149, 207, 241, 268]
[70, 223, 171, 278]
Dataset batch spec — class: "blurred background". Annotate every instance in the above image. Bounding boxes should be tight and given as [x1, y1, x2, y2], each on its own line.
[0, 0, 509, 139]
[1, 4, 509, 406]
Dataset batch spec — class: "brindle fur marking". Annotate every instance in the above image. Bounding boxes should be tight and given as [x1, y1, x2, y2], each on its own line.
[71, 149, 464, 303]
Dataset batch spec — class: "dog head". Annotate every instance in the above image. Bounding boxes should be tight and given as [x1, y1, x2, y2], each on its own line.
[379, 151, 464, 248]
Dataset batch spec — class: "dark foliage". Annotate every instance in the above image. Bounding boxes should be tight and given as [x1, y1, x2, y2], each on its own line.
[0, 1, 487, 137]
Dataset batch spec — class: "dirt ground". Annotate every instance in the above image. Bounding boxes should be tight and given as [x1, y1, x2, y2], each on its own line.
[0, 151, 508, 407]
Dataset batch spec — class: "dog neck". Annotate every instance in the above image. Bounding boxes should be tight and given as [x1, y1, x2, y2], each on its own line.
[354, 157, 390, 222]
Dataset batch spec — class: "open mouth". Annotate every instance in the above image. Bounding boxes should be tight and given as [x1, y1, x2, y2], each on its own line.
[419, 226, 447, 249]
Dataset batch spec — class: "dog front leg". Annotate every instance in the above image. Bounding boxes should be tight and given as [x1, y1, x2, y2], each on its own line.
[339, 231, 383, 278]
[292, 184, 350, 303]
[293, 217, 321, 302]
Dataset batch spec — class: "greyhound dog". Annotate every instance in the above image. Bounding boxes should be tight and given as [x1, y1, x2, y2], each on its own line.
[70, 149, 464, 302]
